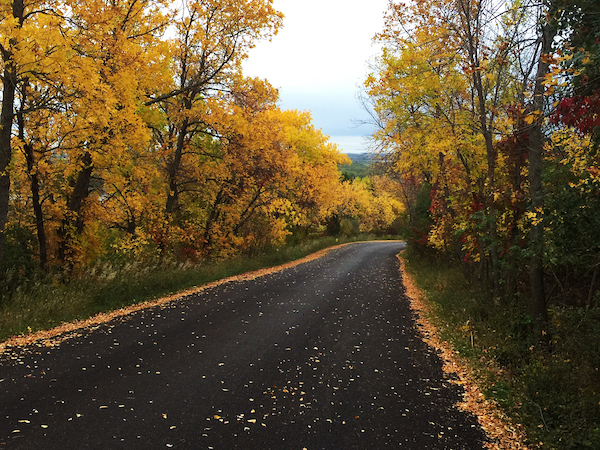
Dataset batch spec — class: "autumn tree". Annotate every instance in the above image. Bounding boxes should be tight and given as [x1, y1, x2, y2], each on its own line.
[0, 0, 51, 269]
[368, 0, 564, 325]
[0, 0, 365, 277]
[147, 0, 282, 231]
[51, 0, 172, 269]
[552, 0, 600, 142]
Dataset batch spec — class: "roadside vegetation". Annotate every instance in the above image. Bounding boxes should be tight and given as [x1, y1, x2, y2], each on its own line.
[367, 0, 600, 446]
[0, 1, 407, 344]
[0, 235, 399, 344]
[402, 243, 600, 449]
[0, 0, 405, 282]
[2, 0, 600, 446]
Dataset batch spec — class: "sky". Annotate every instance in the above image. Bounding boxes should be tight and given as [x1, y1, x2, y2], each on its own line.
[243, 0, 390, 154]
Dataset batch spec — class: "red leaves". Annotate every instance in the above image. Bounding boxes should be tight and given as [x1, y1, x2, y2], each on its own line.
[551, 92, 600, 135]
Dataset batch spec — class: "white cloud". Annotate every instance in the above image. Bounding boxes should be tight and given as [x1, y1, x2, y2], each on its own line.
[243, 0, 388, 139]
[280, 88, 371, 136]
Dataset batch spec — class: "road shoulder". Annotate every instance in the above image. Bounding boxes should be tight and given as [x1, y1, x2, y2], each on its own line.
[397, 252, 530, 450]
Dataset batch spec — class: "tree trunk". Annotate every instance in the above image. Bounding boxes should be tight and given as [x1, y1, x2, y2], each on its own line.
[458, 0, 502, 295]
[165, 117, 189, 217]
[233, 185, 264, 236]
[0, 0, 24, 270]
[528, 21, 555, 336]
[204, 187, 227, 253]
[25, 143, 48, 270]
[58, 151, 94, 267]
[0, 67, 15, 270]
[17, 95, 49, 271]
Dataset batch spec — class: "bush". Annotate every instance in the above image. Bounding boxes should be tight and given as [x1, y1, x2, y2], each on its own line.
[402, 244, 600, 449]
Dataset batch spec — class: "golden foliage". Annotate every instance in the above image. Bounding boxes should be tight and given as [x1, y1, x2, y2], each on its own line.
[1, 0, 404, 272]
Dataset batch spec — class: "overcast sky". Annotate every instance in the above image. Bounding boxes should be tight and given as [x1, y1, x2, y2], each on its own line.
[243, 0, 390, 153]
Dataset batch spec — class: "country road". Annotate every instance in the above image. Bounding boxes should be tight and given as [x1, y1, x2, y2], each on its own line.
[0, 241, 487, 449]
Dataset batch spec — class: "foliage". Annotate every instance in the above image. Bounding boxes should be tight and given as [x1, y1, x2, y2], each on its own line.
[403, 245, 600, 449]
[553, 0, 600, 144]
[366, 0, 600, 305]
[0, 0, 404, 281]
[368, 0, 600, 445]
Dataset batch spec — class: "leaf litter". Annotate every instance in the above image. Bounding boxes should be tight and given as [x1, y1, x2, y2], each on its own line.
[0, 242, 505, 447]
[397, 254, 529, 450]
[0, 245, 352, 354]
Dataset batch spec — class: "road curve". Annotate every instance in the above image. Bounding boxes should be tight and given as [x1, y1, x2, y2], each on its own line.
[0, 241, 487, 449]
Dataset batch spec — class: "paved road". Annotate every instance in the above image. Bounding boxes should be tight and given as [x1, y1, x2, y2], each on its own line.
[0, 241, 487, 449]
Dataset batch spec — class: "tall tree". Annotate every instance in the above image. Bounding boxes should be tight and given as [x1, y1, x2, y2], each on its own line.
[528, 6, 557, 334]
[0, 0, 72, 269]
[368, 0, 561, 319]
[147, 0, 283, 226]
[54, 0, 171, 268]
[0, 0, 26, 269]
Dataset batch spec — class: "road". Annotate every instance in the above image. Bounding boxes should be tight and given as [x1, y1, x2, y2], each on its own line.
[0, 241, 487, 449]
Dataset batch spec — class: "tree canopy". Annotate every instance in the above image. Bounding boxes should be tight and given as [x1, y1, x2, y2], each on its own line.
[366, 0, 600, 320]
[0, 0, 404, 275]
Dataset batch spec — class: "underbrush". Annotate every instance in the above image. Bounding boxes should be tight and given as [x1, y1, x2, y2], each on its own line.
[402, 246, 600, 449]
[0, 235, 392, 344]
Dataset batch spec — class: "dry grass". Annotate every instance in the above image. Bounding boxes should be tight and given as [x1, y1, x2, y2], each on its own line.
[0, 244, 342, 354]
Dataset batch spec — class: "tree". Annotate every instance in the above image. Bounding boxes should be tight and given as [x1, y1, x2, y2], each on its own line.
[368, 0, 563, 322]
[53, 0, 171, 269]
[1, 0, 29, 269]
[0, 0, 381, 275]
[553, 0, 600, 142]
[148, 0, 283, 227]
[528, 6, 557, 332]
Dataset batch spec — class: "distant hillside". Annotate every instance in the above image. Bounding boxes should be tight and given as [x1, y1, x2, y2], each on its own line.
[347, 153, 374, 164]
[339, 153, 375, 180]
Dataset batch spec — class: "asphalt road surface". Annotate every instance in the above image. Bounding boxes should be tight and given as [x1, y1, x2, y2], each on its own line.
[0, 241, 488, 449]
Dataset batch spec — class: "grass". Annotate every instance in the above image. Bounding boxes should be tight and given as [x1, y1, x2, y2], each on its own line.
[401, 246, 600, 449]
[0, 235, 395, 344]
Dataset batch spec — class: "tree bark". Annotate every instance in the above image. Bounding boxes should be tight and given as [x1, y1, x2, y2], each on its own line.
[17, 93, 48, 271]
[24, 142, 48, 270]
[0, 0, 24, 270]
[0, 66, 15, 270]
[203, 188, 225, 252]
[165, 118, 189, 216]
[528, 20, 555, 335]
[58, 151, 94, 267]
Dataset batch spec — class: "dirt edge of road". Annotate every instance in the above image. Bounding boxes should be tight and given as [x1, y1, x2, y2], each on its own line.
[0, 241, 389, 354]
[397, 253, 530, 450]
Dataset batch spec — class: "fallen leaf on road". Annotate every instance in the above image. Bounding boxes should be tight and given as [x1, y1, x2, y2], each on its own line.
[398, 254, 529, 450]
[0, 245, 346, 355]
